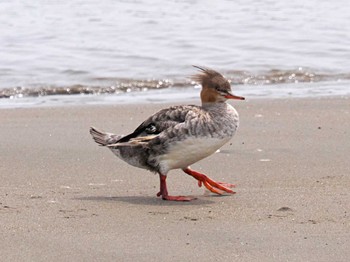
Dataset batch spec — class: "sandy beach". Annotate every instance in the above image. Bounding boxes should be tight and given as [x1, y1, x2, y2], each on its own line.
[1, 97, 349, 261]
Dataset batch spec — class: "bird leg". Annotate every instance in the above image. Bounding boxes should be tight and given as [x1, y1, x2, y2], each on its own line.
[182, 168, 236, 195]
[156, 173, 196, 201]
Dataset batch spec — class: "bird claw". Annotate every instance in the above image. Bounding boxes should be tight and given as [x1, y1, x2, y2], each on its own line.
[203, 179, 236, 194]
[218, 182, 236, 188]
[157, 174, 192, 201]
[161, 195, 196, 201]
[157, 191, 195, 201]
[183, 168, 236, 195]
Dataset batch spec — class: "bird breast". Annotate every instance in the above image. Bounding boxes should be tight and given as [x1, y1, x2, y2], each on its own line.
[156, 103, 239, 173]
[158, 135, 232, 173]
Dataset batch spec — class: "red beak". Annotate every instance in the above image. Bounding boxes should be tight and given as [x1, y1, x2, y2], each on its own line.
[225, 92, 245, 100]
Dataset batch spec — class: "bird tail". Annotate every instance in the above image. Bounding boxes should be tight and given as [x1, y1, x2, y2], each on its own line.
[89, 127, 122, 146]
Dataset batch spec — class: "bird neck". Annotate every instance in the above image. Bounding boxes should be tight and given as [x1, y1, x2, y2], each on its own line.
[200, 87, 225, 105]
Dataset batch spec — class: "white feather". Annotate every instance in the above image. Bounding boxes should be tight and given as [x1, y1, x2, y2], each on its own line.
[158, 136, 231, 173]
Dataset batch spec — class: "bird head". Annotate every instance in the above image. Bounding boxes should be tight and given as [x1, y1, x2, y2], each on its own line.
[191, 66, 245, 104]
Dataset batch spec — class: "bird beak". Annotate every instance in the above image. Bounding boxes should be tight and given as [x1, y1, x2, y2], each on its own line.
[225, 92, 245, 100]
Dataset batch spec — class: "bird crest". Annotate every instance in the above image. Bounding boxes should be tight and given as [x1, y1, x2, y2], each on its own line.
[191, 65, 231, 91]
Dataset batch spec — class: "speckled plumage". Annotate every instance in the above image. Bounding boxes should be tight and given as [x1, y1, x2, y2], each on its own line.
[90, 66, 245, 201]
[91, 102, 238, 173]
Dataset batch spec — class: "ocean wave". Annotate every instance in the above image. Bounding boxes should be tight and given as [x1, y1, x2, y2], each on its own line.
[1, 68, 349, 99]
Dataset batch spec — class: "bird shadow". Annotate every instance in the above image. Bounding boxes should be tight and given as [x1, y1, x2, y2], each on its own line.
[74, 194, 231, 206]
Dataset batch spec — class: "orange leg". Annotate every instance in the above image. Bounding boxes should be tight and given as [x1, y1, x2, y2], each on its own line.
[182, 168, 236, 195]
[157, 173, 196, 201]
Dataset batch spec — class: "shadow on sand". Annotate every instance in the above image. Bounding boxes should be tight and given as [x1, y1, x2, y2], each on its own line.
[74, 194, 232, 206]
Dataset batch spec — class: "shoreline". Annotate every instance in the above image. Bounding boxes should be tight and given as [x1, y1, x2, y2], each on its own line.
[1, 80, 350, 109]
[1, 97, 349, 261]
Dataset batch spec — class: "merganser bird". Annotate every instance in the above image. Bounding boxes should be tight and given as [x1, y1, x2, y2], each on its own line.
[90, 66, 245, 201]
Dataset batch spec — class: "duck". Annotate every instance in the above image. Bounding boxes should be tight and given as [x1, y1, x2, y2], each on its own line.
[90, 66, 245, 201]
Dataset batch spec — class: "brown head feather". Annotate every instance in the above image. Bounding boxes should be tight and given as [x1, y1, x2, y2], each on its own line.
[191, 65, 231, 91]
[191, 65, 245, 103]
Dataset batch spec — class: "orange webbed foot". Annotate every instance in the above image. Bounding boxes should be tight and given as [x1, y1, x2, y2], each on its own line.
[183, 168, 236, 195]
[161, 195, 196, 201]
[157, 173, 197, 201]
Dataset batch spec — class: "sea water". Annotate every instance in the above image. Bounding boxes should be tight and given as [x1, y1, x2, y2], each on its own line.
[1, 0, 350, 107]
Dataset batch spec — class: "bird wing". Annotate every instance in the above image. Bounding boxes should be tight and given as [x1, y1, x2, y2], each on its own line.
[116, 105, 201, 143]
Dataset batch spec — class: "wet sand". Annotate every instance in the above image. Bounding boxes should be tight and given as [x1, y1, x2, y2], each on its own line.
[1, 97, 349, 261]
